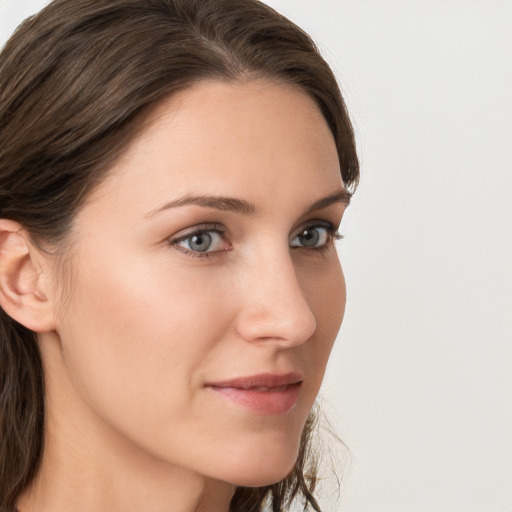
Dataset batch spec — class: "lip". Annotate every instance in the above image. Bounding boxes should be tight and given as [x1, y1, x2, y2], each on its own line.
[205, 372, 304, 415]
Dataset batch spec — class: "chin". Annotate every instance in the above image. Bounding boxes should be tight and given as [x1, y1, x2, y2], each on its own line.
[226, 464, 297, 488]
[215, 437, 301, 488]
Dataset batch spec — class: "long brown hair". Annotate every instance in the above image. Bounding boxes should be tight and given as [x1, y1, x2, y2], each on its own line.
[0, 1, 359, 510]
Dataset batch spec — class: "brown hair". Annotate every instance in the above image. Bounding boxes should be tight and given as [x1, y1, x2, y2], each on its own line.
[0, 0, 359, 510]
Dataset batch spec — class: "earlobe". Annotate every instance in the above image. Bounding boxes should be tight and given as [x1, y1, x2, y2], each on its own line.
[0, 219, 56, 333]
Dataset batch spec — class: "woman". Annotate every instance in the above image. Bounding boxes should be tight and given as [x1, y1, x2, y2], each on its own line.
[0, 0, 359, 511]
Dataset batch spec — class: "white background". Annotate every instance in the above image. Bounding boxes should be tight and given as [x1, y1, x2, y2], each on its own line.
[1, 1, 511, 511]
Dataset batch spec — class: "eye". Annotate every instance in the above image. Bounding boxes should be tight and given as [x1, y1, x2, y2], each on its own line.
[290, 223, 337, 249]
[170, 226, 231, 256]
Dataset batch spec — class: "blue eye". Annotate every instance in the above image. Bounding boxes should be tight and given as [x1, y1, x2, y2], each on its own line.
[172, 228, 230, 254]
[290, 224, 334, 249]
[169, 222, 339, 259]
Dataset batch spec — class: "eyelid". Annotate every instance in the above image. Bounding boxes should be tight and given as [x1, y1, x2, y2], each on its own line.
[291, 219, 334, 238]
[169, 223, 226, 242]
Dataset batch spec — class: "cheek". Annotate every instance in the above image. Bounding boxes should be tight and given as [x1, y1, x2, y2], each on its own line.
[55, 252, 234, 436]
[301, 256, 346, 382]
[308, 254, 345, 325]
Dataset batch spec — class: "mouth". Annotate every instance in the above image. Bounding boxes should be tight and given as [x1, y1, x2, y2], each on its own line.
[205, 372, 303, 415]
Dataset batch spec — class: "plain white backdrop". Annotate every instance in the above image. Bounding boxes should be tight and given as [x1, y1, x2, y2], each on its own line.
[1, 1, 511, 511]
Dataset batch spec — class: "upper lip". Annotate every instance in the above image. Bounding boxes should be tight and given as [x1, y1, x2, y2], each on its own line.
[206, 372, 304, 390]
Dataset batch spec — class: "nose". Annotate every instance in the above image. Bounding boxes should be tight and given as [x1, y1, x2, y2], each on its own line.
[234, 249, 317, 347]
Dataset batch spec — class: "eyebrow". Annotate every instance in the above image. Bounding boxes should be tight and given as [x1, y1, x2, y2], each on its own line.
[147, 189, 351, 218]
[147, 195, 256, 217]
[307, 189, 352, 211]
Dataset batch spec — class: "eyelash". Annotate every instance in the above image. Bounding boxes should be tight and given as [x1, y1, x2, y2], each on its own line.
[168, 221, 343, 260]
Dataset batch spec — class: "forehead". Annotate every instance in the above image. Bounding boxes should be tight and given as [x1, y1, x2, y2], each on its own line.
[87, 79, 342, 214]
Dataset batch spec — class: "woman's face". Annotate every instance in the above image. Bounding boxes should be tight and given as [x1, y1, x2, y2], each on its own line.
[47, 79, 348, 486]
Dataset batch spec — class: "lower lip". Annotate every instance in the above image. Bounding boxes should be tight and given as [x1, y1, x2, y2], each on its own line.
[206, 383, 301, 415]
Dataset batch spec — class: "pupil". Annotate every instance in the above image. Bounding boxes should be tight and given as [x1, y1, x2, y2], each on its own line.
[301, 228, 319, 247]
[190, 233, 211, 252]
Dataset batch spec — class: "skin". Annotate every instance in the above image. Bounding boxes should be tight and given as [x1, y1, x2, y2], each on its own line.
[13, 79, 348, 512]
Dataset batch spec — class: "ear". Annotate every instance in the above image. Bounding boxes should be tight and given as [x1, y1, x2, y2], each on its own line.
[0, 219, 57, 332]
